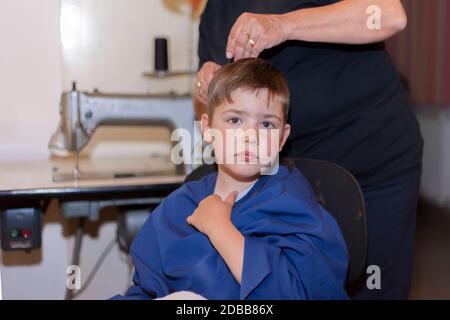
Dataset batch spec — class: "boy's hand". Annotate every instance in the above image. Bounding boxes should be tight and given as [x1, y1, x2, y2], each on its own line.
[186, 191, 238, 236]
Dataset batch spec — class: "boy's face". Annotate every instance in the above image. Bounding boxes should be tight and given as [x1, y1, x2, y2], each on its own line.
[201, 88, 291, 180]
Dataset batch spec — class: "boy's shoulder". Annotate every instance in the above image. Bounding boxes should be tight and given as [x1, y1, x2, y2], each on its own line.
[164, 170, 217, 204]
[261, 164, 315, 198]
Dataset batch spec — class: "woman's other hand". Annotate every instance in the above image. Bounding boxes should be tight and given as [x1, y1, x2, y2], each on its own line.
[195, 61, 221, 106]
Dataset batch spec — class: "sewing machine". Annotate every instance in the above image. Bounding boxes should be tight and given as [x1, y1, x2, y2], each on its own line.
[48, 86, 196, 182]
[1, 87, 197, 252]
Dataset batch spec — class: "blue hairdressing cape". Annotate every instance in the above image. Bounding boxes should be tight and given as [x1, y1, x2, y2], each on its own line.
[116, 165, 349, 300]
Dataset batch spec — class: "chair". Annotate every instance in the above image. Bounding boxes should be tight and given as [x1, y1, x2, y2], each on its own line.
[184, 158, 367, 294]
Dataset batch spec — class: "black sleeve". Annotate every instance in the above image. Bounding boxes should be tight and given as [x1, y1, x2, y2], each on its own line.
[197, 2, 213, 70]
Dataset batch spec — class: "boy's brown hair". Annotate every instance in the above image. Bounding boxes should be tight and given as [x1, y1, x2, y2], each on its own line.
[206, 58, 290, 121]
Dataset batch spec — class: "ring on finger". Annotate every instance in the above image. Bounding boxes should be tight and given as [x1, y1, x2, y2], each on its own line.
[243, 31, 256, 48]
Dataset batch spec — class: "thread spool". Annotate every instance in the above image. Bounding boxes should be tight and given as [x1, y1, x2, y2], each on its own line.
[154, 38, 169, 74]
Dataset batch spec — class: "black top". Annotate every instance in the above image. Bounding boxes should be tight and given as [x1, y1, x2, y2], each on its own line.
[198, 0, 423, 187]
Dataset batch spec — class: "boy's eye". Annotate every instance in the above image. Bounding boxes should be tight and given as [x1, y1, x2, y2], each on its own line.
[227, 117, 242, 125]
[261, 121, 276, 129]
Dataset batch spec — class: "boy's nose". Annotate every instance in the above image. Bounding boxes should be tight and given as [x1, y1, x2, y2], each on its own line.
[243, 129, 258, 144]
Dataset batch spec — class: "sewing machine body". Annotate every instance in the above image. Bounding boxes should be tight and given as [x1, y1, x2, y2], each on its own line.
[49, 90, 196, 180]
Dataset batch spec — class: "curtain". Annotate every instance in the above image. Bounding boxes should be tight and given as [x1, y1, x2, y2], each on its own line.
[386, 0, 450, 106]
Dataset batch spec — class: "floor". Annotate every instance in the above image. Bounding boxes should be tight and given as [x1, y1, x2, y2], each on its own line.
[410, 199, 450, 299]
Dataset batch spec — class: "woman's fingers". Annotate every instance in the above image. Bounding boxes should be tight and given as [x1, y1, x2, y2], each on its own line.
[203, 62, 220, 98]
[235, 31, 263, 60]
[244, 31, 262, 59]
[227, 13, 258, 60]
[233, 31, 247, 60]
[226, 15, 245, 59]
[227, 13, 287, 60]
[228, 15, 254, 60]
[204, 72, 214, 98]
[195, 62, 221, 104]
[195, 76, 206, 103]
[227, 13, 263, 60]
[201, 77, 209, 103]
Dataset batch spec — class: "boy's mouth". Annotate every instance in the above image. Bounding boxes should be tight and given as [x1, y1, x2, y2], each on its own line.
[235, 151, 258, 163]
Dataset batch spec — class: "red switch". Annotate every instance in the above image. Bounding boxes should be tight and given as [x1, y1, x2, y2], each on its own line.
[22, 229, 31, 239]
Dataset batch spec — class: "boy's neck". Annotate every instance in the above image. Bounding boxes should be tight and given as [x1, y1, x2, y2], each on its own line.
[214, 166, 260, 201]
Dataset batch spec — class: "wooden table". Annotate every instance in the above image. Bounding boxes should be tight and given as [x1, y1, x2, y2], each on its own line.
[0, 157, 185, 211]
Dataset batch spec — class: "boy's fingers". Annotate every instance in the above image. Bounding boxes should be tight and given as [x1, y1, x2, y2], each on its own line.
[186, 215, 192, 225]
[200, 95, 207, 105]
[225, 191, 238, 205]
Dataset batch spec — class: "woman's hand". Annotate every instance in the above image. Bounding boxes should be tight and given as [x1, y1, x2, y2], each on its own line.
[226, 13, 288, 61]
[186, 191, 238, 236]
[195, 61, 221, 105]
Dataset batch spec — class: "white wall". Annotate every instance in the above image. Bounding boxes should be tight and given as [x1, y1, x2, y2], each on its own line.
[0, 0, 198, 299]
[0, 0, 62, 160]
[61, 0, 197, 94]
[0, 0, 68, 299]
[416, 109, 450, 208]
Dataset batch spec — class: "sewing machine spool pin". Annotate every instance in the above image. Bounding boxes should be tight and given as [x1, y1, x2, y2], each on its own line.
[72, 150, 81, 181]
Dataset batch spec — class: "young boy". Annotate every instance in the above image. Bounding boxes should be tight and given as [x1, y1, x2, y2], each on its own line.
[117, 58, 348, 300]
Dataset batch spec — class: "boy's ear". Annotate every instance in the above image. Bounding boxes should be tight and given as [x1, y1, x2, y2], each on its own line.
[201, 113, 213, 143]
[279, 123, 291, 152]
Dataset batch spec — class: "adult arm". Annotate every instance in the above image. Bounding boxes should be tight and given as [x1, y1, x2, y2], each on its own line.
[227, 0, 407, 60]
